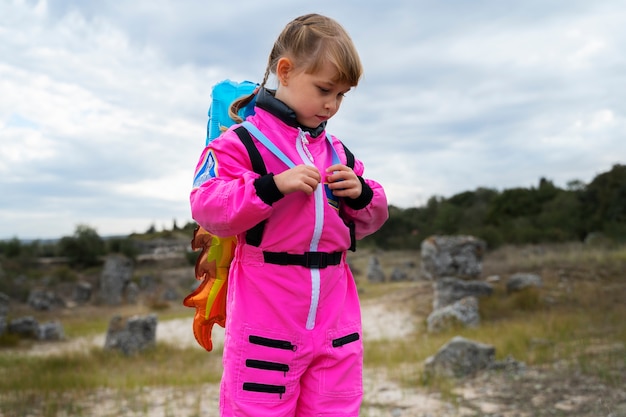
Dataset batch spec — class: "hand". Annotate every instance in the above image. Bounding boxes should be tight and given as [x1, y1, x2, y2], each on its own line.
[325, 164, 362, 199]
[273, 165, 321, 195]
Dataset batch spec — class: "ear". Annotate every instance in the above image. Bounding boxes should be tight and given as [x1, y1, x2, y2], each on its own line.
[276, 57, 293, 86]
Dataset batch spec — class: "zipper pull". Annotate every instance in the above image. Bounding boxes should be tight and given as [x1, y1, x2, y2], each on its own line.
[299, 129, 314, 163]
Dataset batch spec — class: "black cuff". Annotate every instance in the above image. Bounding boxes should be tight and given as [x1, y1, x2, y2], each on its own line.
[254, 173, 284, 205]
[343, 176, 373, 210]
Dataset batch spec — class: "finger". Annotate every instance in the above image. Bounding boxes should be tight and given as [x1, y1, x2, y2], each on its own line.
[326, 163, 347, 173]
[327, 177, 346, 188]
[302, 180, 318, 194]
[328, 170, 354, 184]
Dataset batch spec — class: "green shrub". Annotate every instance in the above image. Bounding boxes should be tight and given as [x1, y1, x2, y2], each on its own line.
[510, 287, 542, 311]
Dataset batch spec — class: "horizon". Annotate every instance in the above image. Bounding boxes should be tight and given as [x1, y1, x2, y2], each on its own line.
[3, 161, 620, 242]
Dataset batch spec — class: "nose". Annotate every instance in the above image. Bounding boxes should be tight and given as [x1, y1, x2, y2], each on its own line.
[325, 98, 339, 113]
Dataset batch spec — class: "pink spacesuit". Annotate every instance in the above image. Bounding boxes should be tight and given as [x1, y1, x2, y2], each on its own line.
[190, 90, 388, 416]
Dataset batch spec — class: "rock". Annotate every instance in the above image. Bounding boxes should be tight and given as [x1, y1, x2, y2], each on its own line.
[140, 275, 156, 291]
[6, 316, 63, 340]
[161, 287, 179, 301]
[367, 256, 385, 283]
[0, 292, 9, 336]
[506, 273, 543, 293]
[8, 316, 39, 339]
[389, 267, 408, 282]
[27, 289, 65, 310]
[424, 336, 495, 378]
[389, 261, 418, 282]
[421, 235, 486, 280]
[38, 321, 65, 341]
[73, 281, 93, 304]
[427, 296, 480, 333]
[125, 282, 140, 304]
[433, 276, 493, 310]
[104, 314, 158, 355]
[489, 354, 526, 374]
[100, 254, 134, 305]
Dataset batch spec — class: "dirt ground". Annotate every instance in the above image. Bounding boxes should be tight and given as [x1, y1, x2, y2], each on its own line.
[17, 282, 626, 417]
[4, 246, 626, 417]
[357, 282, 626, 417]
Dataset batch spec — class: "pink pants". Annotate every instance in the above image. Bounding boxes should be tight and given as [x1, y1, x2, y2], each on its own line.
[219, 247, 363, 416]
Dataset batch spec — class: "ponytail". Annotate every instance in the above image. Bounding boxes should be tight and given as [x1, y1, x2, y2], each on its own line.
[228, 91, 257, 124]
[228, 60, 273, 124]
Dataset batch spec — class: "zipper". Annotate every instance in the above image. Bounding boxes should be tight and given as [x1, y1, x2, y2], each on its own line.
[249, 335, 297, 351]
[300, 133, 315, 162]
[246, 359, 290, 376]
[295, 129, 324, 330]
[332, 332, 360, 348]
[242, 382, 286, 399]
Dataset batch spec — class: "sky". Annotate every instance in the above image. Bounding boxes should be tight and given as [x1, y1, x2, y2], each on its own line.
[1, 0, 624, 240]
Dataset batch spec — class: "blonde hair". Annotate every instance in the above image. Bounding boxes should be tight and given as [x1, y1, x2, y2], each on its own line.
[229, 13, 363, 123]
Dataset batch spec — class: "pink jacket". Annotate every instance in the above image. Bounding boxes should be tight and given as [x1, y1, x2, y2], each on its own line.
[190, 107, 388, 255]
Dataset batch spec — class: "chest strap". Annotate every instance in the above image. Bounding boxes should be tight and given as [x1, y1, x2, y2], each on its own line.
[234, 125, 357, 252]
[263, 251, 343, 268]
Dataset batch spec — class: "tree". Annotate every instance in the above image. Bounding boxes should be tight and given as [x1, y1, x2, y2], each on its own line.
[0, 237, 22, 258]
[58, 225, 105, 267]
[580, 164, 626, 239]
[107, 237, 139, 260]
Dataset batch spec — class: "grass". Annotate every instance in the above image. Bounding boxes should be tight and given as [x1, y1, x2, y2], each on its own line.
[0, 343, 223, 416]
[359, 242, 626, 395]
[1, 242, 625, 415]
[0, 344, 222, 393]
[1, 386, 211, 417]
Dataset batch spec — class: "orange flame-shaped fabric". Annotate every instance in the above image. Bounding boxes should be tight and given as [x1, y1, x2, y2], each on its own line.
[183, 226, 236, 351]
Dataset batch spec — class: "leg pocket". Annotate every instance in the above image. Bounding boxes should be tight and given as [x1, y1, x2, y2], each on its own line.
[235, 327, 302, 404]
[320, 326, 363, 397]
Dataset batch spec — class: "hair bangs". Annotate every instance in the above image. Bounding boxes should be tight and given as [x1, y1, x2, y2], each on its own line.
[303, 37, 362, 87]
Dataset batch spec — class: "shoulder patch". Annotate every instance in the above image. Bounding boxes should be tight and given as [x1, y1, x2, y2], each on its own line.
[193, 149, 218, 188]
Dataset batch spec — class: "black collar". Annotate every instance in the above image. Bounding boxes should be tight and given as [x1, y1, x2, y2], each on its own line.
[256, 88, 327, 138]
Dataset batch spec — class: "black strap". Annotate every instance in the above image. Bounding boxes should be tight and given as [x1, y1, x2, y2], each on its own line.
[263, 251, 343, 268]
[235, 126, 356, 251]
[235, 126, 266, 175]
[342, 143, 355, 169]
[234, 126, 267, 247]
[340, 143, 356, 251]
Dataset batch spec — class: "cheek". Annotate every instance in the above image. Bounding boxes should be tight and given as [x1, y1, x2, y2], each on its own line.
[302, 98, 319, 114]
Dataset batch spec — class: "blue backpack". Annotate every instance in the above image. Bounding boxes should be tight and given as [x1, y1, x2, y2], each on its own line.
[205, 79, 258, 145]
[184, 80, 355, 351]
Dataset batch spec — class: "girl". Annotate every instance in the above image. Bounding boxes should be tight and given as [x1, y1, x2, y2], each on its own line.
[190, 13, 388, 417]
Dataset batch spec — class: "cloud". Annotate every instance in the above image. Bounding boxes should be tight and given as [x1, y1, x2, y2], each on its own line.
[1, 1, 208, 237]
[1, 0, 625, 239]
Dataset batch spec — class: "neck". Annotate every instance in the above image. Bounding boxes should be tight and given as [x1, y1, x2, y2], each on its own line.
[255, 88, 326, 137]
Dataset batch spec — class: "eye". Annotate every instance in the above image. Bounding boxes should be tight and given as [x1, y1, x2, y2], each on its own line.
[318, 86, 331, 94]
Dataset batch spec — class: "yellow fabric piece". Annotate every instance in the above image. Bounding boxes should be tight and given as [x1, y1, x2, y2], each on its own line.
[183, 227, 236, 351]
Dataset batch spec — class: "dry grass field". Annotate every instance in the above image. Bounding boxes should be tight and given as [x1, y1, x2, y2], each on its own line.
[1, 242, 625, 416]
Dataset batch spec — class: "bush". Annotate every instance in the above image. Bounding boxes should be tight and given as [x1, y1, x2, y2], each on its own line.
[107, 237, 139, 260]
[510, 287, 542, 311]
[57, 225, 105, 268]
[51, 265, 78, 284]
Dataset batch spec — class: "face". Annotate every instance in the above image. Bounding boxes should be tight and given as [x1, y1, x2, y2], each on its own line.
[275, 59, 352, 129]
